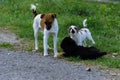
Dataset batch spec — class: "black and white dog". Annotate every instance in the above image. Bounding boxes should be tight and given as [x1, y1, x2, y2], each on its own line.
[58, 37, 107, 60]
[69, 19, 95, 47]
[31, 4, 58, 57]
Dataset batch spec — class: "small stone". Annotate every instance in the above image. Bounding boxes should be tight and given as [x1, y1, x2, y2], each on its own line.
[112, 55, 115, 58]
[118, 73, 120, 76]
[86, 67, 91, 71]
[110, 72, 117, 76]
[8, 53, 10, 55]
[112, 53, 118, 58]
[112, 53, 118, 56]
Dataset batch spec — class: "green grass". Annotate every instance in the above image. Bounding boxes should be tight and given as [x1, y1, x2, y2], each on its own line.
[0, 0, 120, 68]
[65, 56, 120, 68]
[0, 42, 13, 49]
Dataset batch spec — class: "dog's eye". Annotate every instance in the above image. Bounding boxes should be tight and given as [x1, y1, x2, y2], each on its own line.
[74, 27, 77, 30]
[45, 22, 48, 24]
[45, 22, 52, 25]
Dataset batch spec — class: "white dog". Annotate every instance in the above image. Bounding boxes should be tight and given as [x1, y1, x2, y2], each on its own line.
[31, 4, 58, 57]
[69, 19, 95, 47]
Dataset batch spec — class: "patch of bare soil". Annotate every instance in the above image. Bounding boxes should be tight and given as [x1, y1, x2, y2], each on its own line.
[0, 27, 23, 50]
[0, 27, 32, 50]
[0, 28, 20, 44]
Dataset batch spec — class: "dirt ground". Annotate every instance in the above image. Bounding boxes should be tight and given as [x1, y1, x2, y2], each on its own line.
[0, 27, 120, 80]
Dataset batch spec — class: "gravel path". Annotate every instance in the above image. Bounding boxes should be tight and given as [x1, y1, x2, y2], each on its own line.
[0, 49, 114, 80]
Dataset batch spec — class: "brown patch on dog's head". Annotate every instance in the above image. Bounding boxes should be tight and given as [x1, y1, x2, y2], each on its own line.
[40, 13, 56, 30]
[75, 26, 80, 33]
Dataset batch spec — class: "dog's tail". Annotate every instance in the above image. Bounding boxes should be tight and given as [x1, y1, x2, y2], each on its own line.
[30, 4, 37, 17]
[83, 19, 87, 27]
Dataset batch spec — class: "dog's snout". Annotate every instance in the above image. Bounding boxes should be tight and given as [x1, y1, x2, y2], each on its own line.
[46, 25, 51, 30]
[71, 29, 75, 34]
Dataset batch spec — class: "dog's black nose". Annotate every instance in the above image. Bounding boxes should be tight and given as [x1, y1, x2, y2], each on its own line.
[71, 29, 75, 34]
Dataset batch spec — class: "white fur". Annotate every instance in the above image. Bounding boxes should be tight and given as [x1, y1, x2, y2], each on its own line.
[69, 19, 95, 47]
[83, 19, 87, 27]
[32, 6, 58, 57]
[31, 4, 36, 11]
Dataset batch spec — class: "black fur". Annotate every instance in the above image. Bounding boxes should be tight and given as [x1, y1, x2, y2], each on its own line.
[61, 37, 107, 60]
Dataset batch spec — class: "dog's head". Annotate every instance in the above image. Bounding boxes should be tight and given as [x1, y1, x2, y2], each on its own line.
[40, 13, 56, 30]
[68, 25, 80, 35]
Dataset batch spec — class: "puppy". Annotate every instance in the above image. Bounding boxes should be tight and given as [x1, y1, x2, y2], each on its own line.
[31, 4, 58, 57]
[58, 37, 107, 60]
[69, 19, 95, 47]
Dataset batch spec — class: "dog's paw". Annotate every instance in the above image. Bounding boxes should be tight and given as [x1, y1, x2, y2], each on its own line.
[54, 52, 64, 58]
[54, 54, 57, 58]
[44, 54, 49, 57]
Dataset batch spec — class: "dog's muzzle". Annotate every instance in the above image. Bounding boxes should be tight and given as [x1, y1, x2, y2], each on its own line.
[71, 29, 75, 34]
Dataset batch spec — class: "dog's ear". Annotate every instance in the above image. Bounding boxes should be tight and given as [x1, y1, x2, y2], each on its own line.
[41, 14, 45, 18]
[68, 27, 71, 33]
[51, 13, 56, 18]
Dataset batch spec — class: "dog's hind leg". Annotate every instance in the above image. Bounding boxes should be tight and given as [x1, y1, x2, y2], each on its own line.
[90, 36, 95, 45]
[87, 34, 95, 46]
[34, 29, 39, 50]
[33, 22, 39, 51]
[91, 39, 95, 46]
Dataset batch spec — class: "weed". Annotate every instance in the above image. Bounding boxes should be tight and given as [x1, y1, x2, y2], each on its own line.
[0, 42, 13, 49]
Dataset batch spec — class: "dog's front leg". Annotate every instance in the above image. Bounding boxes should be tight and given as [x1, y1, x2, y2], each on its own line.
[83, 40, 87, 47]
[43, 32, 49, 56]
[53, 33, 58, 57]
